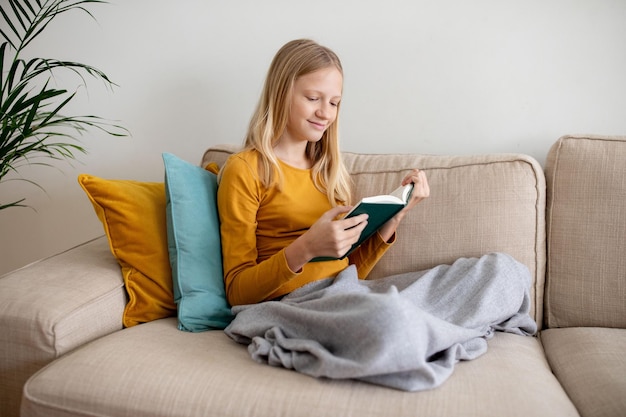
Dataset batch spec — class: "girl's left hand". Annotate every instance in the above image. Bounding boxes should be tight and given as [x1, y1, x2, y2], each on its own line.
[401, 168, 430, 211]
[377, 168, 430, 242]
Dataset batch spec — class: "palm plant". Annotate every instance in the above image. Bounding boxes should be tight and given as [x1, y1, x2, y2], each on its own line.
[0, 0, 127, 210]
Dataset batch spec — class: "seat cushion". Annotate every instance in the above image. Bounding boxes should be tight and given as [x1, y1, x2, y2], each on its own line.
[22, 318, 577, 417]
[541, 327, 626, 417]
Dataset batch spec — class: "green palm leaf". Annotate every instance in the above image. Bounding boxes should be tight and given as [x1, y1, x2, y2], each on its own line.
[0, 0, 128, 210]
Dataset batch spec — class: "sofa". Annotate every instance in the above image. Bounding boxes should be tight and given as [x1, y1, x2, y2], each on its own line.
[1, 134, 624, 417]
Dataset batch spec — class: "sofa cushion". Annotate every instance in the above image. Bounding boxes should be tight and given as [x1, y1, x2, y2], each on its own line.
[22, 318, 578, 417]
[544, 135, 626, 328]
[541, 327, 626, 417]
[344, 152, 546, 326]
[202, 146, 547, 328]
[163, 153, 233, 331]
[78, 175, 176, 327]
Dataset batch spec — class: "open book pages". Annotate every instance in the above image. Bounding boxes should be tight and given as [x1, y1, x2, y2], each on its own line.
[345, 183, 414, 217]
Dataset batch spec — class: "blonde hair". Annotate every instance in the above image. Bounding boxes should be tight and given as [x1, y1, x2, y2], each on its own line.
[243, 39, 352, 206]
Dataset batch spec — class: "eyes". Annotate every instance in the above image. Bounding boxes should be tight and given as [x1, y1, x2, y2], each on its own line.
[306, 96, 340, 107]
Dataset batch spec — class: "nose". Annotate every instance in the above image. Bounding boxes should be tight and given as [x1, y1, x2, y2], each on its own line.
[315, 102, 333, 120]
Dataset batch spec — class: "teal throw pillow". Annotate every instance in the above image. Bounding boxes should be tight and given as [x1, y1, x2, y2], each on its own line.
[163, 153, 233, 331]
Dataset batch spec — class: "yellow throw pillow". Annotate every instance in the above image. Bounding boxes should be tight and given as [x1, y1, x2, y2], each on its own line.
[78, 174, 176, 327]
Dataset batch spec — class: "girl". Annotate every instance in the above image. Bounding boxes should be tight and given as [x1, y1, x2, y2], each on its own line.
[217, 39, 429, 307]
[218, 39, 535, 391]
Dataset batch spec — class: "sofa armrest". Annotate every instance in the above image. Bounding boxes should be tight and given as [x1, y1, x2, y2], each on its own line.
[0, 236, 126, 417]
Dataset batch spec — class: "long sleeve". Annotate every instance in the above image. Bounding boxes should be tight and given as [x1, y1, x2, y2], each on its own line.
[217, 150, 395, 306]
[218, 153, 297, 305]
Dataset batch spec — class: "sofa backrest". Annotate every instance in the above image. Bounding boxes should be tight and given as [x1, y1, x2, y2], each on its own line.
[203, 145, 547, 327]
[544, 135, 626, 329]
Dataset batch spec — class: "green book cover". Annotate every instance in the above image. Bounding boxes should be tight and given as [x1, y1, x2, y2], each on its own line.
[311, 183, 413, 262]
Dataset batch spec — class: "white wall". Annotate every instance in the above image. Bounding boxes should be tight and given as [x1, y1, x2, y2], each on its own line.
[1, 0, 625, 275]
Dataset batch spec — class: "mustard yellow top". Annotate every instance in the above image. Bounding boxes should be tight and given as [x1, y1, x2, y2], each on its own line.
[217, 149, 394, 306]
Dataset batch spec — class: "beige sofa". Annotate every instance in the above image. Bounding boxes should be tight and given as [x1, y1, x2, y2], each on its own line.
[1, 134, 624, 417]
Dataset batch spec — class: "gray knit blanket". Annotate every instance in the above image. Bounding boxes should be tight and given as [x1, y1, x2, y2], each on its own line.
[224, 253, 537, 391]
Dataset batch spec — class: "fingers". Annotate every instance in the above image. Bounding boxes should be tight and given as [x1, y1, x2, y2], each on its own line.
[402, 168, 418, 185]
[320, 205, 353, 222]
[402, 168, 425, 185]
[403, 169, 429, 195]
[306, 206, 368, 258]
[333, 215, 368, 256]
[323, 205, 369, 227]
[342, 212, 368, 229]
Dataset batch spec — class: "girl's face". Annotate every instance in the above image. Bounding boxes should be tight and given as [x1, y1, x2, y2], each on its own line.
[282, 66, 343, 146]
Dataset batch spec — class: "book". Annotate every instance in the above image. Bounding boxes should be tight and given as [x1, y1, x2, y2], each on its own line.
[311, 183, 414, 262]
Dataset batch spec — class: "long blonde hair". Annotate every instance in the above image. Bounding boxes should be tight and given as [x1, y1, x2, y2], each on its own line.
[243, 39, 352, 206]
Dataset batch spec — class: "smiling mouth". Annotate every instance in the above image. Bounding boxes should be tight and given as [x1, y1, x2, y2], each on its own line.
[309, 120, 327, 129]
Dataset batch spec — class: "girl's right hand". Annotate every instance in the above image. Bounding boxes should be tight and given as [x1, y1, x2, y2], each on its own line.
[285, 206, 368, 272]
